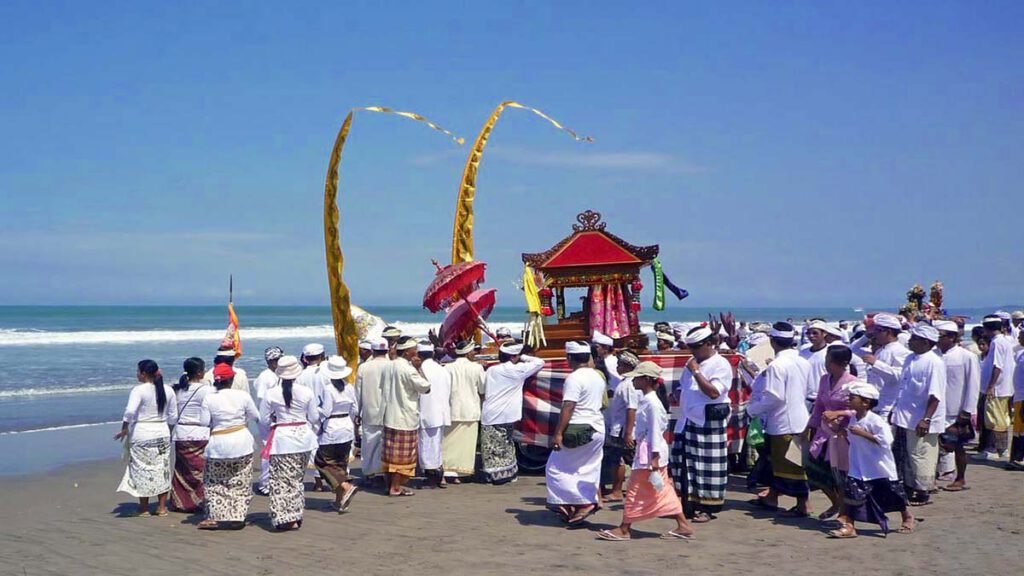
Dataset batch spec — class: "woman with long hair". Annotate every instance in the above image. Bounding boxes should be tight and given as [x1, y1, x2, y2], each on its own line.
[115, 360, 178, 516]
[170, 357, 210, 513]
[197, 363, 259, 530]
[258, 355, 318, 530]
[314, 356, 359, 512]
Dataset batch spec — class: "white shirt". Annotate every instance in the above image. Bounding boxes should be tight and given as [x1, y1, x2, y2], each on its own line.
[203, 365, 250, 396]
[798, 344, 828, 400]
[603, 354, 622, 393]
[852, 337, 910, 417]
[1014, 350, 1024, 402]
[258, 384, 319, 455]
[253, 367, 278, 406]
[676, 353, 733, 430]
[172, 382, 212, 441]
[562, 367, 606, 434]
[747, 348, 810, 435]
[200, 388, 259, 459]
[446, 357, 486, 422]
[481, 355, 544, 426]
[939, 345, 981, 417]
[318, 382, 358, 445]
[605, 376, 642, 438]
[419, 359, 453, 429]
[123, 383, 178, 442]
[633, 390, 669, 471]
[847, 411, 899, 481]
[892, 349, 946, 434]
[981, 333, 1016, 397]
[381, 357, 431, 431]
[356, 356, 390, 426]
[297, 364, 329, 405]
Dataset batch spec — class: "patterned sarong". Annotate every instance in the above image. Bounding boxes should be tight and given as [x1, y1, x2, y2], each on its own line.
[805, 449, 836, 492]
[767, 434, 808, 498]
[171, 440, 207, 512]
[383, 427, 418, 477]
[315, 442, 352, 490]
[117, 437, 172, 498]
[669, 431, 688, 496]
[683, 413, 729, 510]
[481, 423, 518, 484]
[204, 454, 253, 522]
[268, 451, 309, 527]
[844, 477, 907, 533]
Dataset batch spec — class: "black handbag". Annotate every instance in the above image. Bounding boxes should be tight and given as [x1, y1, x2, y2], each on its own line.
[705, 402, 731, 421]
[562, 423, 596, 448]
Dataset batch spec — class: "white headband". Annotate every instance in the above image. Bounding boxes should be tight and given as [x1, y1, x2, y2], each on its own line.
[684, 326, 713, 345]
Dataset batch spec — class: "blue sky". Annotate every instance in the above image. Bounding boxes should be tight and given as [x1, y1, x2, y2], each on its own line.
[1, 1, 1021, 309]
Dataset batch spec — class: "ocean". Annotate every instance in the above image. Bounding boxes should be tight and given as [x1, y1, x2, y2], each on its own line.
[0, 304, 1003, 474]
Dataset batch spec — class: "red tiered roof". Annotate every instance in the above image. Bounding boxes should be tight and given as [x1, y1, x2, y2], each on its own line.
[521, 210, 658, 270]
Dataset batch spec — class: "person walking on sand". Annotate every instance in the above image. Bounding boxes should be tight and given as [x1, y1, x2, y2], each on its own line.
[601, 351, 642, 501]
[314, 356, 360, 512]
[805, 345, 857, 522]
[204, 347, 250, 396]
[417, 342, 451, 488]
[933, 320, 981, 488]
[197, 363, 259, 530]
[170, 357, 211, 513]
[975, 315, 1016, 461]
[356, 338, 390, 486]
[381, 336, 431, 497]
[546, 341, 606, 526]
[823, 380, 916, 538]
[443, 340, 486, 484]
[252, 346, 283, 495]
[258, 355, 318, 531]
[597, 362, 695, 542]
[115, 360, 178, 517]
[850, 313, 909, 420]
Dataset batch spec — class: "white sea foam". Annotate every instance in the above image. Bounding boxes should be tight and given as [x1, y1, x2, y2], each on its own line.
[0, 383, 134, 399]
[0, 420, 121, 436]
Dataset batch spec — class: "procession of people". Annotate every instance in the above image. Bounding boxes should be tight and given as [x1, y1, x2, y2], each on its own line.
[114, 310, 1023, 541]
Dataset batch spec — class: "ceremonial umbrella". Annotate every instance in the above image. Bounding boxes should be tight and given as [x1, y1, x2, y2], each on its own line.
[440, 288, 498, 345]
[423, 260, 487, 313]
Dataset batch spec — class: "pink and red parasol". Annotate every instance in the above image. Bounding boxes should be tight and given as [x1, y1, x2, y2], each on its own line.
[439, 288, 497, 345]
[423, 260, 487, 313]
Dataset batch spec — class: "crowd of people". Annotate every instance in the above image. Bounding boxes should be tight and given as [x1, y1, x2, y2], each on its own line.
[114, 310, 1023, 540]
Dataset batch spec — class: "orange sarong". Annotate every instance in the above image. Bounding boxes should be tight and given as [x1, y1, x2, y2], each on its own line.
[623, 468, 683, 523]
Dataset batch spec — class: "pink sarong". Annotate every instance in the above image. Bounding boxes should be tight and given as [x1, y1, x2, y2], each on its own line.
[622, 468, 682, 523]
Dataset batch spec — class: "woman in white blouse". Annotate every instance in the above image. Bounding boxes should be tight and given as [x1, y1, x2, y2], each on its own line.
[197, 363, 259, 530]
[314, 356, 359, 512]
[114, 360, 178, 517]
[169, 357, 211, 513]
[259, 355, 319, 531]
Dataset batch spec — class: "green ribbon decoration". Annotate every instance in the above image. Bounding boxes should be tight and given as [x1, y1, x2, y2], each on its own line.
[652, 257, 666, 311]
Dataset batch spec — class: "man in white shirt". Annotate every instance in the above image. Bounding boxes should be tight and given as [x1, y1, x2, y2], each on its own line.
[417, 342, 451, 488]
[480, 342, 544, 484]
[203, 348, 250, 396]
[976, 315, 1016, 460]
[592, 331, 622, 393]
[891, 323, 945, 505]
[850, 313, 910, 419]
[443, 341, 486, 483]
[747, 322, 812, 517]
[380, 337, 431, 497]
[1011, 310, 1024, 340]
[358, 340, 373, 364]
[600, 351, 642, 501]
[798, 321, 844, 405]
[252, 346, 283, 495]
[382, 325, 402, 360]
[934, 321, 981, 489]
[355, 338, 390, 485]
[297, 343, 330, 491]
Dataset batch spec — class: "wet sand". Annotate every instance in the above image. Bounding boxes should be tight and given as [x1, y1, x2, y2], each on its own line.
[0, 457, 1020, 576]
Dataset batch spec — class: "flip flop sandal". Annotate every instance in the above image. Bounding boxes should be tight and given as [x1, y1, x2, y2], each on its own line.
[908, 500, 931, 507]
[747, 498, 779, 511]
[197, 521, 220, 530]
[568, 506, 599, 525]
[131, 511, 151, 518]
[340, 486, 359, 511]
[154, 510, 169, 517]
[596, 529, 630, 541]
[661, 530, 694, 540]
[897, 522, 917, 534]
[691, 512, 714, 523]
[827, 527, 858, 539]
[940, 484, 968, 492]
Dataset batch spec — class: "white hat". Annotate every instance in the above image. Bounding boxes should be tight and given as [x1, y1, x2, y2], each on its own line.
[215, 349, 236, 358]
[358, 340, 373, 351]
[872, 313, 902, 331]
[592, 331, 614, 347]
[455, 340, 475, 355]
[982, 314, 1003, 327]
[933, 320, 959, 334]
[909, 322, 939, 343]
[302, 343, 325, 357]
[264, 346, 283, 361]
[322, 355, 352, 380]
[622, 361, 662, 380]
[684, 325, 713, 345]
[995, 310, 1012, 321]
[843, 379, 879, 400]
[382, 326, 402, 338]
[396, 337, 418, 351]
[1012, 310, 1024, 321]
[499, 342, 523, 355]
[370, 337, 389, 352]
[769, 322, 796, 339]
[275, 355, 302, 380]
[656, 332, 675, 343]
[565, 341, 591, 355]
[809, 321, 844, 339]
[495, 327, 513, 338]
[416, 341, 434, 353]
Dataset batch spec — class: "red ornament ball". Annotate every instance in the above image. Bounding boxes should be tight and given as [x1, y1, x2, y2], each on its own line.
[630, 301, 641, 313]
[631, 280, 643, 292]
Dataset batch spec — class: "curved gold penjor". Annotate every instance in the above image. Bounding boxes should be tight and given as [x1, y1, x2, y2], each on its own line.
[324, 107, 462, 376]
[450, 102, 592, 265]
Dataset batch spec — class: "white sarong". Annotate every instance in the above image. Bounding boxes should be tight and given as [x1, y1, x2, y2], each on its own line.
[545, 432, 604, 505]
[418, 426, 444, 471]
[361, 424, 384, 477]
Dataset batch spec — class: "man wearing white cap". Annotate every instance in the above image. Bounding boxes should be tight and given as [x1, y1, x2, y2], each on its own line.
[382, 326, 402, 360]
[592, 331, 622, 394]
[480, 342, 544, 484]
[358, 340, 373, 363]
[747, 322, 813, 517]
[355, 338, 390, 484]
[799, 321, 846, 405]
[253, 346, 283, 495]
[933, 320, 981, 489]
[298, 343, 330, 491]
[416, 341, 451, 488]
[546, 341, 607, 525]
[1011, 310, 1024, 340]
[443, 340, 486, 482]
[976, 314, 1015, 460]
[850, 313, 910, 419]
[891, 323, 946, 505]
[380, 336, 431, 496]
[204, 347, 250, 396]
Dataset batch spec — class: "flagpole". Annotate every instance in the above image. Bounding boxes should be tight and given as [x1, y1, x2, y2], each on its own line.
[229, 274, 234, 304]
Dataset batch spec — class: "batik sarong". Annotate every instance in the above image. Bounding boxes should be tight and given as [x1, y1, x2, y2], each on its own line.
[268, 451, 310, 527]
[382, 427, 418, 477]
[767, 434, 808, 498]
[204, 454, 253, 522]
[684, 413, 729, 510]
[843, 476, 908, 533]
[545, 431, 604, 505]
[442, 421, 478, 477]
[117, 437, 172, 498]
[171, 440, 207, 512]
[623, 468, 683, 522]
[481, 423, 518, 484]
[314, 442, 352, 490]
[805, 449, 836, 492]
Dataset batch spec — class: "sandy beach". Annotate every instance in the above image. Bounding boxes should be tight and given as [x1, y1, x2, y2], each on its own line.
[0, 455, 1019, 576]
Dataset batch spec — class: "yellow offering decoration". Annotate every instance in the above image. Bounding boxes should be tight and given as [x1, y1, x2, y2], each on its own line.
[522, 265, 547, 348]
[324, 107, 462, 376]
[451, 102, 592, 265]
